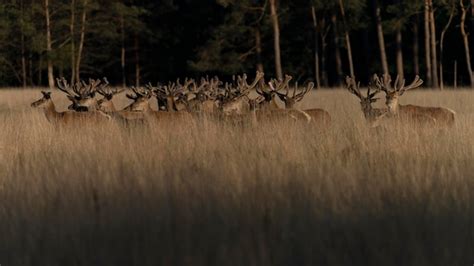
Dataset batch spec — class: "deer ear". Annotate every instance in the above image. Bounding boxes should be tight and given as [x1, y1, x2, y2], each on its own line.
[126, 94, 136, 100]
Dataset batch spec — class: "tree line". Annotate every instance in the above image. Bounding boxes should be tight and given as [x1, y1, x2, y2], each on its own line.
[0, 0, 472, 88]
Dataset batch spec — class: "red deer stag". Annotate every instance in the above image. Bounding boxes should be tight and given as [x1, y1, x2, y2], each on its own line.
[31, 91, 110, 124]
[374, 74, 455, 127]
[345, 76, 387, 125]
[275, 80, 331, 127]
[56, 77, 102, 112]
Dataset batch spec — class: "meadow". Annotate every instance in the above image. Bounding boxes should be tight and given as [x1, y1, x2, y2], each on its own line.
[0, 88, 473, 265]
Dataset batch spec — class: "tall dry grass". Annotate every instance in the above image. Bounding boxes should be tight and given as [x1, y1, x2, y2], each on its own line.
[1, 88, 473, 265]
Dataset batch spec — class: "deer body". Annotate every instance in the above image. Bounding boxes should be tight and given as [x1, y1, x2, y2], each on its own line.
[379, 104, 451, 127]
[31, 92, 110, 124]
[377, 74, 456, 127]
[273, 78, 329, 126]
[346, 75, 390, 127]
[123, 89, 193, 124]
[221, 96, 252, 116]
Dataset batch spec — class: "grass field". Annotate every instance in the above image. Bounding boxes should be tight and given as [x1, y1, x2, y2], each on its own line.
[1, 88, 473, 265]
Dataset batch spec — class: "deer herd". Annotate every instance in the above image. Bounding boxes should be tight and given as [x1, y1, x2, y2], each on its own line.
[31, 71, 456, 129]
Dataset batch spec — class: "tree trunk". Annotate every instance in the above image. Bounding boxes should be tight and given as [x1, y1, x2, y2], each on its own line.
[20, 0, 27, 88]
[38, 54, 43, 86]
[374, 0, 389, 75]
[460, 0, 474, 88]
[395, 28, 404, 80]
[331, 13, 343, 86]
[311, 6, 321, 89]
[70, 0, 76, 84]
[429, 0, 439, 88]
[439, 0, 455, 90]
[255, 26, 265, 86]
[471, 0, 474, 32]
[75, 0, 88, 82]
[424, 0, 432, 87]
[120, 13, 126, 87]
[454, 60, 458, 88]
[269, 0, 283, 80]
[29, 52, 34, 86]
[45, 0, 54, 89]
[134, 35, 140, 87]
[320, 18, 329, 87]
[338, 0, 355, 78]
[413, 16, 420, 76]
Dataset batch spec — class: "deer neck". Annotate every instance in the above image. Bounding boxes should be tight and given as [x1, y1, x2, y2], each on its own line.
[387, 97, 400, 115]
[166, 96, 176, 112]
[43, 100, 60, 122]
[250, 108, 258, 126]
[270, 97, 279, 109]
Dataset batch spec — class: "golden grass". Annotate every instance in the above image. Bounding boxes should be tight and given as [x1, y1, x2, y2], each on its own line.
[1, 88, 474, 265]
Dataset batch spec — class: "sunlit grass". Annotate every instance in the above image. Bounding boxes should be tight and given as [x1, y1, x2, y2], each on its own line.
[0, 88, 473, 265]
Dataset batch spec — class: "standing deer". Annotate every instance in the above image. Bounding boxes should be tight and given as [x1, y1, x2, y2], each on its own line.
[31, 91, 110, 124]
[375, 74, 455, 127]
[255, 74, 292, 110]
[123, 86, 154, 113]
[57, 77, 103, 112]
[124, 86, 193, 123]
[232, 74, 312, 124]
[220, 71, 265, 115]
[151, 80, 191, 112]
[96, 85, 125, 113]
[185, 76, 223, 113]
[275, 81, 331, 127]
[345, 76, 387, 125]
[95, 84, 147, 122]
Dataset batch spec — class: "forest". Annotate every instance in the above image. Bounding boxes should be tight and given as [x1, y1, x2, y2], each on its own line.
[0, 0, 472, 88]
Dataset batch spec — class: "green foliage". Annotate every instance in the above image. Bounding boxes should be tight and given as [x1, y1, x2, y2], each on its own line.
[190, 0, 267, 74]
[384, 0, 423, 32]
[0, 0, 470, 86]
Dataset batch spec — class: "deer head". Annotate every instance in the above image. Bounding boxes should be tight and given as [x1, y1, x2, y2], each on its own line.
[276, 81, 314, 109]
[374, 74, 424, 114]
[57, 77, 101, 112]
[235, 71, 265, 98]
[96, 79, 125, 112]
[31, 91, 53, 109]
[257, 74, 292, 109]
[123, 86, 153, 112]
[152, 80, 187, 112]
[219, 72, 264, 115]
[346, 75, 382, 119]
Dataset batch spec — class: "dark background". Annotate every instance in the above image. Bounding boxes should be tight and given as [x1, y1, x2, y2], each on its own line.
[0, 0, 472, 87]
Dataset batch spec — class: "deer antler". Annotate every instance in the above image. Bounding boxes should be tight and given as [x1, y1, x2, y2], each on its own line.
[236, 71, 264, 96]
[96, 78, 124, 99]
[398, 75, 423, 95]
[56, 77, 76, 98]
[345, 76, 363, 99]
[268, 74, 292, 93]
[373, 74, 423, 96]
[367, 75, 382, 99]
